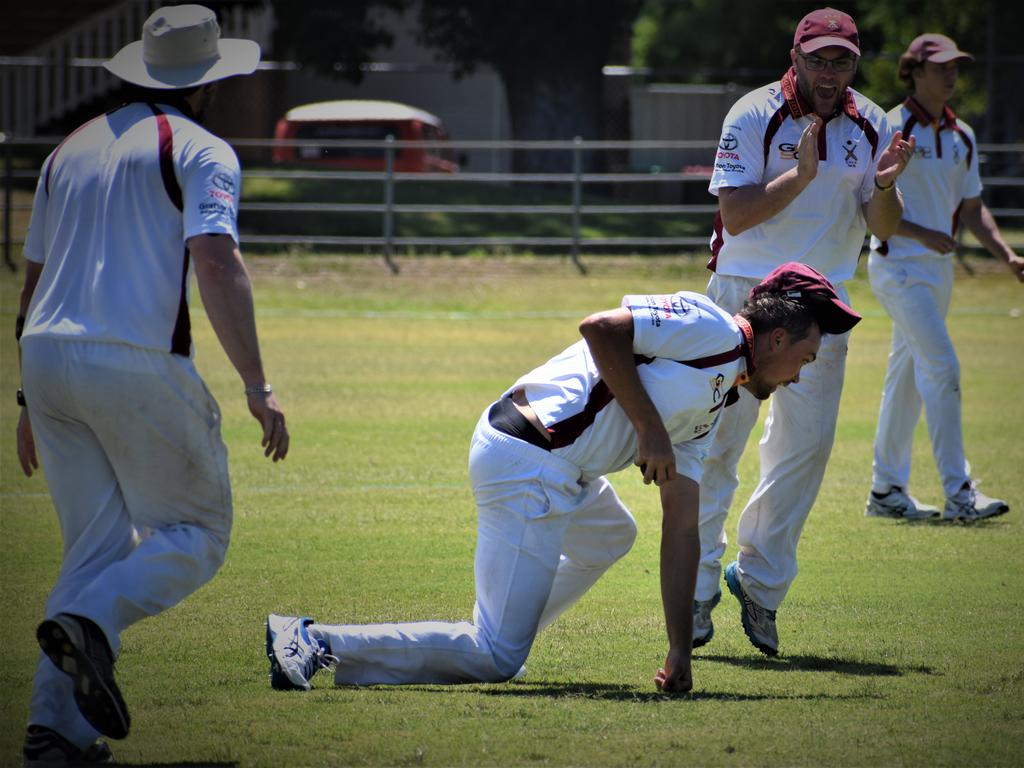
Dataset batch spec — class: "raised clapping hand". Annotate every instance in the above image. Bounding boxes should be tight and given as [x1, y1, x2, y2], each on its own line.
[796, 117, 823, 182]
[875, 130, 916, 190]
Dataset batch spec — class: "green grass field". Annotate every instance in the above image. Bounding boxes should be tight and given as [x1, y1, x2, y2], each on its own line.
[1, 254, 1022, 767]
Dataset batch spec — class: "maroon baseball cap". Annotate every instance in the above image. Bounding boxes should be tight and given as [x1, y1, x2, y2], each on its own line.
[906, 33, 973, 64]
[793, 7, 861, 56]
[749, 262, 861, 335]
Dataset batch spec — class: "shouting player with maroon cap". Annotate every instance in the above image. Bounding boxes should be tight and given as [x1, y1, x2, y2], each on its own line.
[696, 7, 914, 657]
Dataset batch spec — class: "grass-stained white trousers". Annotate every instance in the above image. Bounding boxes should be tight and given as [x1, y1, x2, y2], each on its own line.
[315, 408, 637, 685]
[868, 253, 968, 499]
[697, 273, 848, 611]
[21, 338, 232, 748]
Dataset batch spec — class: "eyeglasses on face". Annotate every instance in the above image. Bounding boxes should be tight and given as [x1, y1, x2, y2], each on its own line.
[798, 51, 857, 72]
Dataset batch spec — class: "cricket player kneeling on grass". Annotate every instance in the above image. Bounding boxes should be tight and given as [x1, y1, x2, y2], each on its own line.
[267, 263, 857, 693]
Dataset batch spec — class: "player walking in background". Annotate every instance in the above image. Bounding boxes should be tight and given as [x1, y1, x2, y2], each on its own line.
[15, 6, 288, 764]
[267, 264, 858, 695]
[865, 33, 1020, 523]
[695, 8, 915, 657]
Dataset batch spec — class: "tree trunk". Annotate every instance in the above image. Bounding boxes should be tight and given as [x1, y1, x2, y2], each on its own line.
[499, 62, 606, 173]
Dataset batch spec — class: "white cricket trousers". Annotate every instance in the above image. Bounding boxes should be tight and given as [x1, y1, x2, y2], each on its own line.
[867, 252, 969, 499]
[20, 338, 232, 749]
[697, 273, 849, 610]
[312, 408, 637, 685]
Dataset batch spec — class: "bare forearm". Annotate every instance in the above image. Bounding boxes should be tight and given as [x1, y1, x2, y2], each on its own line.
[660, 478, 700, 651]
[719, 169, 811, 235]
[963, 205, 1015, 262]
[191, 240, 266, 386]
[864, 186, 904, 241]
[17, 261, 43, 373]
[579, 310, 661, 435]
[580, 307, 675, 484]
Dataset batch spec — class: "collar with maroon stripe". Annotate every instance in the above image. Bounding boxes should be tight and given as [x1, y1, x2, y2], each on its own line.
[733, 315, 756, 383]
[903, 96, 958, 130]
[780, 66, 860, 123]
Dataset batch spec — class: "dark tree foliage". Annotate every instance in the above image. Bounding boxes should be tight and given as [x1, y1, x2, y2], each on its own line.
[270, 0, 644, 170]
[268, 0, 410, 82]
[633, 0, 1024, 147]
[415, 1, 643, 148]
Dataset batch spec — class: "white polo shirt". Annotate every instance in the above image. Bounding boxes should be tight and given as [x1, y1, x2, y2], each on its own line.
[708, 69, 894, 283]
[22, 102, 242, 356]
[870, 98, 982, 260]
[507, 292, 749, 484]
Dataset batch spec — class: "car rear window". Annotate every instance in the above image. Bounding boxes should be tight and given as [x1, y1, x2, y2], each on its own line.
[294, 122, 402, 159]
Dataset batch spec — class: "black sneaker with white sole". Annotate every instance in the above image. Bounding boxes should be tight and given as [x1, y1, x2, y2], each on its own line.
[22, 724, 113, 767]
[36, 614, 130, 740]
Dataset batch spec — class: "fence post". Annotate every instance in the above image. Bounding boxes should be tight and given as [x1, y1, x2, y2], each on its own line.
[3, 134, 13, 272]
[382, 134, 400, 274]
[569, 136, 587, 275]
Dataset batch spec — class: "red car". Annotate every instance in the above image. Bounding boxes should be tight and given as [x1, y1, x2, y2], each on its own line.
[272, 99, 459, 173]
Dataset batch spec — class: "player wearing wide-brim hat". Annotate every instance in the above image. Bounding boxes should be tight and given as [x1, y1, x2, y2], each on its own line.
[17, 6, 287, 765]
[865, 32, 1020, 525]
[104, 3, 260, 89]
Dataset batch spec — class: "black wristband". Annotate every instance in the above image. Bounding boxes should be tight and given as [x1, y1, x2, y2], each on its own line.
[16, 388, 26, 407]
[874, 176, 896, 192]
[15, 314, 25, 341]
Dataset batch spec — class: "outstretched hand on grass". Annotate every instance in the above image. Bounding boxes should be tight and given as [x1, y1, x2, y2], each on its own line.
[654, 647, 692, 693]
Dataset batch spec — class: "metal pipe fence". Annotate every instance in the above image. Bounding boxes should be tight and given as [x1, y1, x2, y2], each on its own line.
[3, 135, 1023, 274]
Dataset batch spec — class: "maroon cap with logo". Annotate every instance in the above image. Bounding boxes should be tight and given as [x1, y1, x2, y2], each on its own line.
[793, 7, 861, 56]
[906, 33, 973, 64]
[749, 262, 862, 335]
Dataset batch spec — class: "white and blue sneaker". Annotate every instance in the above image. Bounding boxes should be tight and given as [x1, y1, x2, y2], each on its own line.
[943, 480, 1009, 522]
[692, 590, 721, 649]
[865, 487, 939, 520]
[266, 614, 336, 691]
[724, 562, 778, 657]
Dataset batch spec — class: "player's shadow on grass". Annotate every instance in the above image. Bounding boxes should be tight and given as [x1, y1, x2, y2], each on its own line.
[475, 681, 886, 702]
[113, 763, 237, 767]
[698, 653, 936, 676]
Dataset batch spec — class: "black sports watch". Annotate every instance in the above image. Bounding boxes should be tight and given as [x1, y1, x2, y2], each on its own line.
[16, 388, 26, 407]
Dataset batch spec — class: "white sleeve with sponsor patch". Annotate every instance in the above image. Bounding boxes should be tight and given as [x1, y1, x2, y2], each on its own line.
[624, 291, 739, 360]
[512, 292, 742, 484]
[178, 132, 241, 243]
[708, 89, 769, 194]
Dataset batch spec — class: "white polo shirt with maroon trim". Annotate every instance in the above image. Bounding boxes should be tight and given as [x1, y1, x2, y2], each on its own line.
[22, 102, 241, 357]
[506, 292, 749, 484]
[708, 68, 894, 283]
[870, 98, 981, 260]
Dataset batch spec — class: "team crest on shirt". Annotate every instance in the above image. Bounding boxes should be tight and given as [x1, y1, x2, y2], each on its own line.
[710, 373, 725, 403]
[779, 143, 798, 160]
[953, 143, 961, 165]
[843, 139, 858, 167]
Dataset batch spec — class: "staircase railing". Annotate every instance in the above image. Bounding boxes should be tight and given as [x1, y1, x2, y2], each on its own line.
[0, 0, 273, 136]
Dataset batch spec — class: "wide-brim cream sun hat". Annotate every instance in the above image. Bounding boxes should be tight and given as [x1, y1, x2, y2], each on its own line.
[104, 4, 260, 89]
